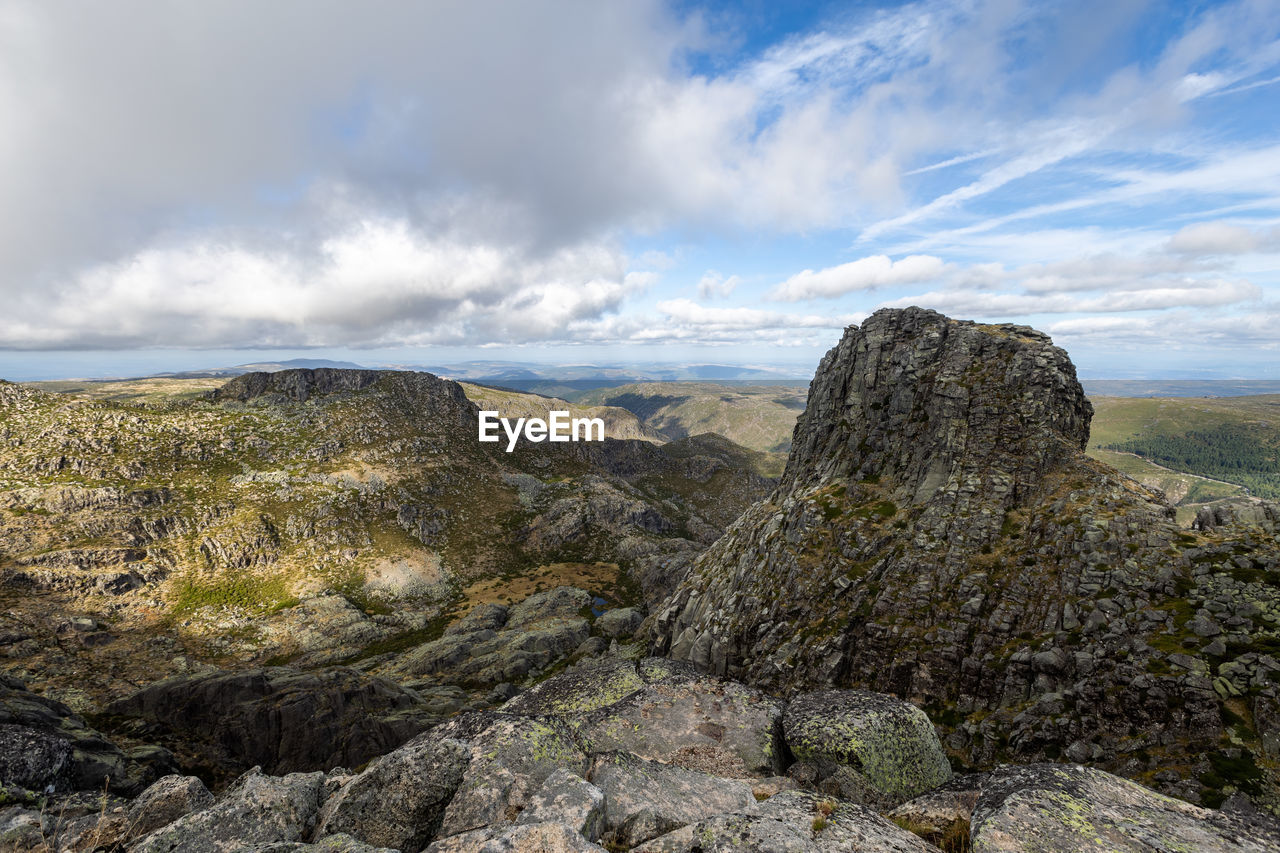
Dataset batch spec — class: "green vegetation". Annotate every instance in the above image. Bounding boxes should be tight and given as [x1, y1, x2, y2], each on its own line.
[1103, 423, 1280, 499]
[1087, 394, 1280, 515]
[170, 570, 298, 617]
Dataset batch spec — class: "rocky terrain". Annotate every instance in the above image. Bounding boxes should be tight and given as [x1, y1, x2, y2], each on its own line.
[4, 649, 1279, 851]
[648, 307, 1280, 813]
[2, 311, 1280, 850]
[0, 368, 771, 711]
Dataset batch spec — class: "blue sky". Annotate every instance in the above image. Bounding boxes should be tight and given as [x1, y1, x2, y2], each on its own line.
[1, 0, 1278, 380]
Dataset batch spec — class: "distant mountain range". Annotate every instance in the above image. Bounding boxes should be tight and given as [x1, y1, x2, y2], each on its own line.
[1082, 379, 1280, 397]
[125, 358, 813, 398]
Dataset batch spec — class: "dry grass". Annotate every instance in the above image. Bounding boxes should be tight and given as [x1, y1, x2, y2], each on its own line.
[455, 561, 622, 611]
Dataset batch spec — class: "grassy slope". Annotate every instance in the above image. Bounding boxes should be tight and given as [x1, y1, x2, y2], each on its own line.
[458, 382, 665, 443]
[577, 381, 807, 454]
[1085, 394, 1280, 522]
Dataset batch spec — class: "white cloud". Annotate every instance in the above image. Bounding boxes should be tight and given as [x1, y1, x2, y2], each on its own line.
[882, 278, 1259, 317]
[696, 271, 741, 299]
[1166, 222, 1280, 255]
[2, 0, 1279, 358]
[0, 219, 646, 349]
[771, 254, 945, 301]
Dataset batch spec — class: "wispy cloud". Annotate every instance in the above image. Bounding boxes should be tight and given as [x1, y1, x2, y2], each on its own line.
[770, 254, 946, 301]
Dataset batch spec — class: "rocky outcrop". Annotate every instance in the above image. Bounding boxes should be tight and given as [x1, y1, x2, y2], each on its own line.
[130, 766, 327, 852]
[313, 736, 470, 852]
[105, 667, 438, 779]
[969, 763, 1280, 852]
[630, 789, 939, 852]
[212, 369, 396, 403]
[6, 656, 1270, 851]
[648, 308, 1280, 805]
[1194, 497, 1280, 532]
[380, 588, 593, 688]
[0, 672, 163, 795]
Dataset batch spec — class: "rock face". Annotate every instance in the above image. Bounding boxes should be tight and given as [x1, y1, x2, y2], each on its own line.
[0, 672, 155, 795]
[212, 368, 401, 404]
[106, 666, 437, 778]
[649, 307, 1280, 805]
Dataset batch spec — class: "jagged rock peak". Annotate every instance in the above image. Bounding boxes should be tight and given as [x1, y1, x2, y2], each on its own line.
[784, 306, 1093, 504]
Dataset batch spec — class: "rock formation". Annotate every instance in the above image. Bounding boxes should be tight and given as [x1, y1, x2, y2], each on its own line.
[650, 307, 1280, 807]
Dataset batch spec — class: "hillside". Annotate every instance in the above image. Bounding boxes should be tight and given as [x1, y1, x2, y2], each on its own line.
[649, 307, 1280, 811]
[577, 381, 807, 459]
[1089, 395, 1280, 506]
[0, 370, 772, 710]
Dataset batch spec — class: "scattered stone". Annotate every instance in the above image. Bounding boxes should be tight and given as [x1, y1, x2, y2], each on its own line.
[130, 766, 326, 852]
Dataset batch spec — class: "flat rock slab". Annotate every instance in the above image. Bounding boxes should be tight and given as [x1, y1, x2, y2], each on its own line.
[500, 658, 648, 716]
[588, 751, 757, 848]
[632, 789, 941, 853]
[783, 689, 951, 807]
[971, 763, 1280, 852]
[425, 821, 606, 852]
[580, 674, 784, 776]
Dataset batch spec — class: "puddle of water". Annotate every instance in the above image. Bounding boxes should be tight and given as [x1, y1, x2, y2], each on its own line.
[590, 595, 608, 617]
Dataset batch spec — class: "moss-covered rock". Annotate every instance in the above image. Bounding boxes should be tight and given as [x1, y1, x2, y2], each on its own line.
[783, 689, 952, 808]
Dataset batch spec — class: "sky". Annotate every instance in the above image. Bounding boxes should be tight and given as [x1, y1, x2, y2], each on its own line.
[1, 0, 1279, 381]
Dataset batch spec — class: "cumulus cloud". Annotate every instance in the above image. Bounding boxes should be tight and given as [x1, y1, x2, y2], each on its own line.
[1166, 222, 1280, 255]
[2, 0, 1278, 355]
[770, 254, 945, 301]
[0, 219, 646, 349]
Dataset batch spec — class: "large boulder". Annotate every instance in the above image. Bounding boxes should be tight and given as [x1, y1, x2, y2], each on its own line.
[123, 774, 215, 841]
[0, 673, 132, 793]
[783, 689, 952, 808]
[435, 713, 589, 838]
[313, 735, 470, 853]
[970, 763, 1280, 852]
[105, 666, 436, 777]
[129, 767, 326, 852]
